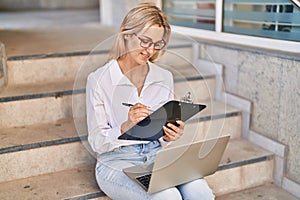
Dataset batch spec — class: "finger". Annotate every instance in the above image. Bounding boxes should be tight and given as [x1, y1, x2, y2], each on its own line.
[129, 107, 150, 118]
[163, 134, 171, 142]
[131, 109, 149, 116]
[176, 120, 185, 128]
[133, 110, 150, 120]
[131, 104, 151, 115]
[129, 110, 150, 124]
[167, 123, 180, 133]
[133, 103, 149, 110]
[137, 108, 151, 115]
[174, 121, 184, 136]
[165, 133, 177, 141]
[163, 126, 178, 140]
[129, 114, 148, 124]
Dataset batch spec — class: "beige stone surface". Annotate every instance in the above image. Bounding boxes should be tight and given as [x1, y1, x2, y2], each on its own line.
[0, 165, 99, 200]
[220, 138, 273, 166]
[7, 56, 84, 86]
[0, 25, 116, 58]
[205, 138, 274, 196]
[0, 118, 77, 149]
[173, 115, 242, 145]
[159, 47, 194, 66]
[203, 45, 240, 94]
[278, 62, 300, 182]
[206, 160, 273, 196]
[0, 94, 74, 128]
[0, 80, 74, 98]
[0, 141, 95, 182]
[6, 53, 110, 87]
[0, 138, 273, 199]
[238, 53, 300, 184]
[203, 44, 300, 185]
[239, 53, 282, 139]
[216, 183, 299, 200]
[174, 78, 216, 101]
[92, 182, 300, 200]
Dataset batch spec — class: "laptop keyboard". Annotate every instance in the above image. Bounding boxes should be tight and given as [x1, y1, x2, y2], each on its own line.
[136, 173, 152, 189]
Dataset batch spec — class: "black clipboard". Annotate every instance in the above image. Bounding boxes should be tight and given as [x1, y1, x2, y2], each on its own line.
[118, 100, 206, 141]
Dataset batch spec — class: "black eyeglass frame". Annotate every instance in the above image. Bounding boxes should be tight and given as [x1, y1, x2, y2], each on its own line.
[133, 33, 166, 50]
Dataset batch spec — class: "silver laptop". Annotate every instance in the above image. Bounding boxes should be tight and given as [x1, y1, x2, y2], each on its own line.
[123, 135, 230, 194]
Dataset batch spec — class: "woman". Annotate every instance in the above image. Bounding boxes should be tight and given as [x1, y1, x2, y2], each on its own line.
[86, 3, 215, 200]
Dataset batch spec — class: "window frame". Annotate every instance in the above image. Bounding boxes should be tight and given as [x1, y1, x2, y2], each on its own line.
[164, 0, 300, 54]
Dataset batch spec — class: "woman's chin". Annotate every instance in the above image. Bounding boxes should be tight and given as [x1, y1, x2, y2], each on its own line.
[136, 58, 149, 65]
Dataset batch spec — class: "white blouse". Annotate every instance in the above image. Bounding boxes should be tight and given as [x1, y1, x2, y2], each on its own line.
[86, 59, 174, 155]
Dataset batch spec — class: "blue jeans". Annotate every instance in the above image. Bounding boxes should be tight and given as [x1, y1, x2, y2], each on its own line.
[95, 141, 215, 200]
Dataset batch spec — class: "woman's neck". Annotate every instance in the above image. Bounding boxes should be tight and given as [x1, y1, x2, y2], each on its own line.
[117, 57, 149, 96]
[117, 57, 146, 73]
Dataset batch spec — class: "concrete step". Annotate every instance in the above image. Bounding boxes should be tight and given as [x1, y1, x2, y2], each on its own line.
[0, 118, 93, 183]
[4, 46, 213, 101]
[0, 26, 116, 88]
[0, 138, 274, 199]
[0, 165, 100, 200]
[0, 26, 115, 59]
[172, 100, 242, 143]
[1, 26, 200, 87]
[216, 183, 299, 200]
[0, 65, 217, 128]
[0, 99, 241, 183]
[0, 83, 77, 128]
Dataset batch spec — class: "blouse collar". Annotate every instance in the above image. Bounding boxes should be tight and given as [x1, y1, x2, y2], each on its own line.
[109, 59, 165, 86]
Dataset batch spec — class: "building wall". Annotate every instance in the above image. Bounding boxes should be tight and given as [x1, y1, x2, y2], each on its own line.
[201, 43, 300, 184]
[100, 0, 160, 26]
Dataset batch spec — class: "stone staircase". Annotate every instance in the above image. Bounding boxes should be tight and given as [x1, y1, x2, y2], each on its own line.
[0, 26, 295, 200]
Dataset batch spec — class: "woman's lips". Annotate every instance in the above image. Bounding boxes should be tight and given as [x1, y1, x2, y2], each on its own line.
[140, 52, 150, 60]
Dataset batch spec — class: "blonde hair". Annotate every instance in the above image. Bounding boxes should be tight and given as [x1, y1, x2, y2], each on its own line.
[109, 3, 171, 62]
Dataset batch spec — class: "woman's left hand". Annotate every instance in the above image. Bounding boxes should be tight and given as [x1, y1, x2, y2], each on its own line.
[162, 120, 184, 142]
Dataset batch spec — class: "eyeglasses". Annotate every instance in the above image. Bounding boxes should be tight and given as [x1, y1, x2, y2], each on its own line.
[133, 33, 166, 50]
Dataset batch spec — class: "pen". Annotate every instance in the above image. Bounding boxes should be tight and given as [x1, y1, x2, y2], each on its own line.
[122, 103, 134, 107]
[122, 103, 154, 112]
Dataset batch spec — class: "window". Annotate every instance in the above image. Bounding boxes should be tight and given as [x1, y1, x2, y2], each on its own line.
[163, 0, 216, 30]
[163, 0, 300, 45]
[223, 0, 300, 42]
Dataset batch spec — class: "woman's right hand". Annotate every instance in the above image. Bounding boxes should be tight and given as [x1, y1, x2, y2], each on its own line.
[121, 103, 150, 133]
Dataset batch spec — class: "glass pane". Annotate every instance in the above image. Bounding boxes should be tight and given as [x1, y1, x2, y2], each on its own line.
[163, 0, 216, 31]
[223, 0, 300, 42]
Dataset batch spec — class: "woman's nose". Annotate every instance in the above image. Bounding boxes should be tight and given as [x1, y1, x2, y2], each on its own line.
[145, 45, 155, 53]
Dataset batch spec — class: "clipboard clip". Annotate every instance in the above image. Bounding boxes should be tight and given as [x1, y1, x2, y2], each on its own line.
[180, 92, 193, 104]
